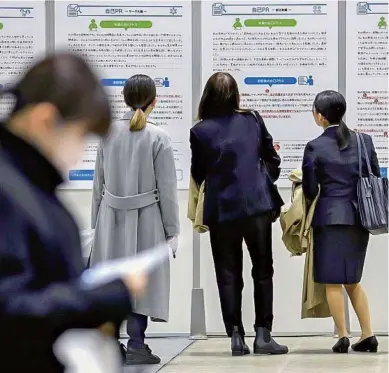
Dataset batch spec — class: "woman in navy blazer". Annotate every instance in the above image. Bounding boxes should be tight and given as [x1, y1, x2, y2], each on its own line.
[190, 72, 287, 356]
[302, 90, 380, 353]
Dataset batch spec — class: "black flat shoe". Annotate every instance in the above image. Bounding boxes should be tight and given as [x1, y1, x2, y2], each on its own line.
[352, 336, 378, 353]
[332, 337, 350, 353]
[231, 326, 250, 356]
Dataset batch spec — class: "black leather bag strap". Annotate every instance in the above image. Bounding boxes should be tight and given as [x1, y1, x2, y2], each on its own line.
[356, 132, 373, 179]
[359, 133, 373, 176]
[356, 132, 363, 179]
[250, 110, 284, 217]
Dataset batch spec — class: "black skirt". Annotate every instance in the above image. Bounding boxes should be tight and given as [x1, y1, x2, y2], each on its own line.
[313, 225, 369, 284]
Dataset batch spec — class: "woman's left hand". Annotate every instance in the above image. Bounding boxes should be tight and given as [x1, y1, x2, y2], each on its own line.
[167, 236, 178, 258]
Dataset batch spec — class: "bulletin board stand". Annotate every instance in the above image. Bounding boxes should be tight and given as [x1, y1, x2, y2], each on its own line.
[189, 0, 207, 340]
[42, 0, 351, 338]
[189, 0, 351, 339]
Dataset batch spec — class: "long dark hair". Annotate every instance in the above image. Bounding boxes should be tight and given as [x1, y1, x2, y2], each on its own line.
[0, 53, 111, 136]
[123, 74, 156, 132]
[197, 72, 247, 120]
[313, 90, 350, 150]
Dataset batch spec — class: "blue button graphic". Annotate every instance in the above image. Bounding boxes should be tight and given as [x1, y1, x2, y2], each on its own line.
[69, 170, 95, 181]
[101, 79, 127, 87]
[244, 77, 297, 87]
[380, 167, 387, 178]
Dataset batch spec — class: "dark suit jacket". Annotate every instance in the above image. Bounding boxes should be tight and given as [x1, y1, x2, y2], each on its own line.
[302, 127, 380, 227]
[190, 112, 283, 226]
[0, 125, 132, 373]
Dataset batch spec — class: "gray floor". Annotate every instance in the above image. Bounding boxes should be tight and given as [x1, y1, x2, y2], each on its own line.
[160, 336, 388, 373]
[122, 338, 193, 373]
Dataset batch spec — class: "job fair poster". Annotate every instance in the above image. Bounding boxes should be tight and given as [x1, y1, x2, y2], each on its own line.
[201, 1, 339, 186]
[0, 1, 46, 120]
[346, 0, 389, 178]
[55, 1, 192, 189]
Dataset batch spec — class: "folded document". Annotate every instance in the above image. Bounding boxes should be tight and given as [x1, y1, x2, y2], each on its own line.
[80, 243, 170, 290]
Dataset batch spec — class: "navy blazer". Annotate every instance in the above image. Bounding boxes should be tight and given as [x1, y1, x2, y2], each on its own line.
[302, 127, 380, 227]
[190, 112, 283, 226]
[0, 125, 132, 373]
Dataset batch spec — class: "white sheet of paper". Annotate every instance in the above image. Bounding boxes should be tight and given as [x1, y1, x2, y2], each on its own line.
[80, 243, 169, 290]
[80, 229, 95, 258]
[53, 330, 120, 373]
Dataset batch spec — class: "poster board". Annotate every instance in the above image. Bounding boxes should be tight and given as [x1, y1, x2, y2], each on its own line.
[0, 1, 46, 119]
[54, 1, 192, 189]
[346, 0, 389, 177]
[201, 1, 339, 186]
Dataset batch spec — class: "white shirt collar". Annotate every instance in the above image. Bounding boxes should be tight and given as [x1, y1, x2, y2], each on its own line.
[325, 124, 340, 130]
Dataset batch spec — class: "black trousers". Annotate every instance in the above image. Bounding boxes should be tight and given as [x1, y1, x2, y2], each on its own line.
[127, 313, 148, 348]
[210, 214, 274, 337]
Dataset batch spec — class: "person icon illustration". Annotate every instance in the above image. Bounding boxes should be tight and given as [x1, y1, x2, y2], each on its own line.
[89, 19, 98, 31]
[233, 18, 243, 30]
[163, 77, 170, 88]
[378, 16, 387, 29]
[307, 75, 314, 86]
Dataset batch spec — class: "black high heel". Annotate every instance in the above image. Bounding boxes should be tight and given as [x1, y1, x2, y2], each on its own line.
[352, 336, 378, 353]
[332, 337, 350, 353]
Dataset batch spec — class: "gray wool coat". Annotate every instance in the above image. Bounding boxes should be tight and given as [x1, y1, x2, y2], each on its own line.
[90, 112, 180, 322]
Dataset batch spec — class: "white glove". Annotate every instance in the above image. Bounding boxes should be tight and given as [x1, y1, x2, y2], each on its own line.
[167, 236, 178, 258]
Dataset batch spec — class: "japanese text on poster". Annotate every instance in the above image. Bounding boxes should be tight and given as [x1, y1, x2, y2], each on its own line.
[0, 1, 46, 119]
[346, 0, 389, 177]
[55, 1, 192, 189]
[201, 1, 339, 186]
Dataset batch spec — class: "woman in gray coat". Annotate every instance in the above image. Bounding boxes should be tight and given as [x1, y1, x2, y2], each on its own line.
[91, 75, 180, 365]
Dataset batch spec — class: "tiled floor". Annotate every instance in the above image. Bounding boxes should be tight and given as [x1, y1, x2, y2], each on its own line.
[121, 338, 193, 373]
[161, 336, 388, 373]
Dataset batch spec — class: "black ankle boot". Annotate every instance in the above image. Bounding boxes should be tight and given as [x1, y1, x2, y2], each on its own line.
[231, 326, 250, 356]
[253, 327, 288, 355]
[332, 337, 350, 353]
[352, 336, 378, 353]
[125, 344, 161, 365]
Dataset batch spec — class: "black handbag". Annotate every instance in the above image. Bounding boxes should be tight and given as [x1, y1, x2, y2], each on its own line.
[356, 132, 388, 235]
[251, 111, 284, 221]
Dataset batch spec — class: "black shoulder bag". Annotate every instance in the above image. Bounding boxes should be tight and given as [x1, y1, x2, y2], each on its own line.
[251, 111, 284, 221]
[356, 132, 388, 235]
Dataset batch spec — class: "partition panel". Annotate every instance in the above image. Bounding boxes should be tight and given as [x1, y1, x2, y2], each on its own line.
[0, 0, 386, 336]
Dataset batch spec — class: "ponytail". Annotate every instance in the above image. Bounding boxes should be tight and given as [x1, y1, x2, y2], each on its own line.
[129, 108, 147, 131]
[129, 105, 153, 132]
[336, 120, 350, 150]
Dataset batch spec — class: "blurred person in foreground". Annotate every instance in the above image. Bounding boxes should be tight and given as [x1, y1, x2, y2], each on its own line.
[91, 74, 179, 365]
[0, 53, 146, 373]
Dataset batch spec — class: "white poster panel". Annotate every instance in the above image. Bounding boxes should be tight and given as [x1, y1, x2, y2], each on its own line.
[346, 0, 389, 177]
[55, 0, 192, 190]
[0, 0, 46, 119]
[201, 1, 339, 186]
